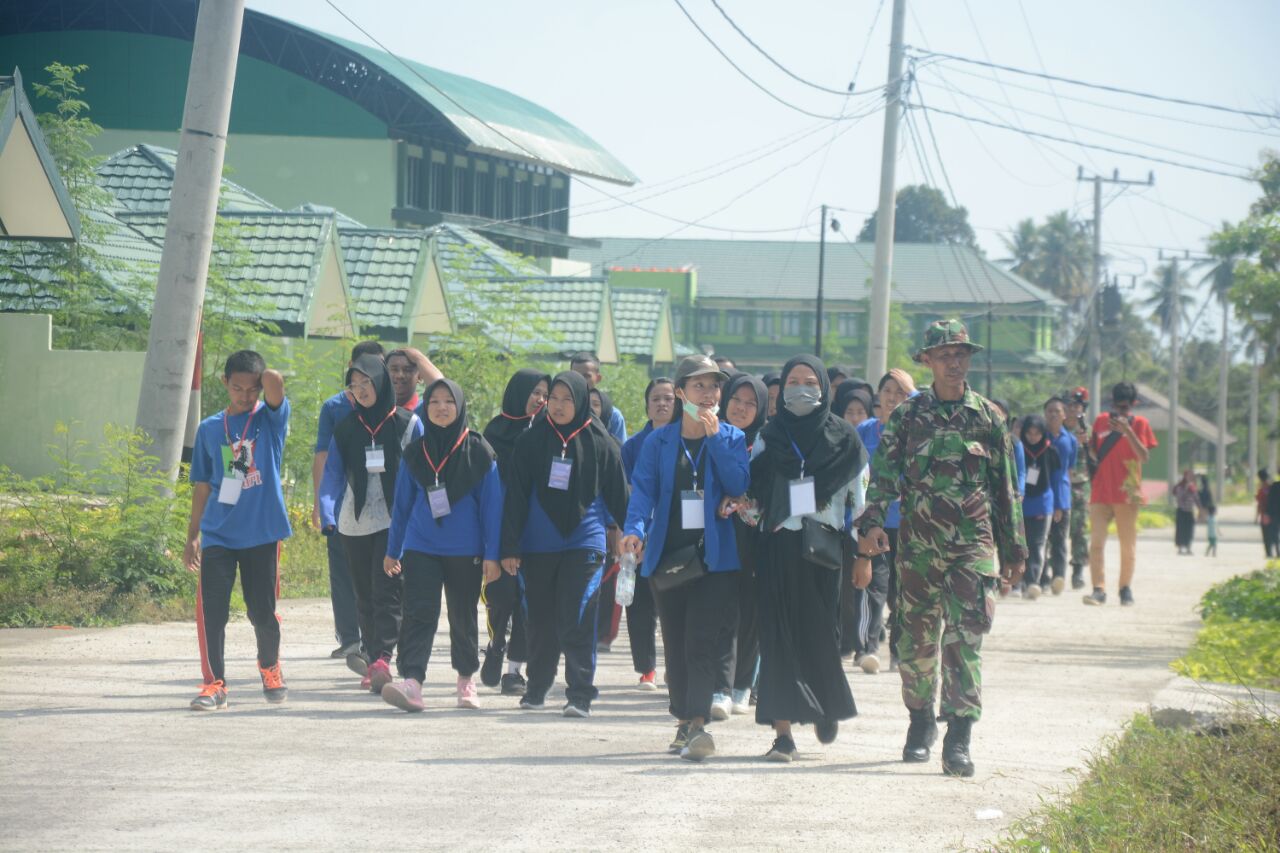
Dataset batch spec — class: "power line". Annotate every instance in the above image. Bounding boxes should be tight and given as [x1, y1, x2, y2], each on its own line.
[913, 104, 1253, 180]
[907, 47, 1280, 122]
[672, 0, 884, 122]
[848, 0, 888, 95]
[1015, 0, 1100, 172]
[709, 0, 855, 95]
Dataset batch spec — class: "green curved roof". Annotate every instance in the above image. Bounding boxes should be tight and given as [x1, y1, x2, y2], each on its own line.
[316, 28, 637, 186]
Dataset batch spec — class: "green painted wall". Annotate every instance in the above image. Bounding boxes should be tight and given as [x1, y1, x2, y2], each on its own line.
[93, 128, 397, 228]
[0, 30, 386, 138]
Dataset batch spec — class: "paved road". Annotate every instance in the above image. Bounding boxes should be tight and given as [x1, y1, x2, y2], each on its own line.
[0, 505, 1268, 851]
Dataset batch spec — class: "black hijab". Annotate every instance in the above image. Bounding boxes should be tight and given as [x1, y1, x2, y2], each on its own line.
[1020, 414, 1054, 499]
[752, 355, 864, 529]
[504, 371, 628, 542]
[833, 381, 873, 422]
[591, 388, 622, 447]
[405, 379, 495, 521]
[719, 373, 768, 448]
[483, 368, 549, 478]
[332, 354, 413, 520]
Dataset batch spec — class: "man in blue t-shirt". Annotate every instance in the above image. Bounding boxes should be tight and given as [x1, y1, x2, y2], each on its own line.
[185, 350, 292, 711]
[1043, 397, 1077, 595]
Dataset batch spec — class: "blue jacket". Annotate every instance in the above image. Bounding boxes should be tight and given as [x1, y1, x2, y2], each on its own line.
[385, 459, 504, 561]
[608, 407, 628, 443]
[1014, 439, 1026, 496]
[623, 421, 750, 578]
[621, 421, 655, 480]
[857, 418, 901, 529]
[1047, 427, 1075, 511]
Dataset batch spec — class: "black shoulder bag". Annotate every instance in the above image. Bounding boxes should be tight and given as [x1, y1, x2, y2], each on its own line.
[650, 538, 707, 594]
[801, 517, 844, 571]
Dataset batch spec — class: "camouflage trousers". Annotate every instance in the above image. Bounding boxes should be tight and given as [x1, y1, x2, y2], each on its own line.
[1070, 480, 1091, 571]
[894, 553, 997, 721]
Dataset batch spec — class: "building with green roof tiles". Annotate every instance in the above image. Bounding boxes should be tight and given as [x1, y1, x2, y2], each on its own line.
[96, 144, 279, 214]
[338, 227, 451, 342]
[1, 0, 629, 258]
[611, 287, 676, 366]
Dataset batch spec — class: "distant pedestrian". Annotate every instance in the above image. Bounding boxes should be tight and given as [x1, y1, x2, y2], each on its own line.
[1066, 387, 1093, 590]
[1019, 414, 1063, 600]
[1173, 469, 1198, 555]
[1257, 470, 1276, 557]
[1042, 396, 1076, 595]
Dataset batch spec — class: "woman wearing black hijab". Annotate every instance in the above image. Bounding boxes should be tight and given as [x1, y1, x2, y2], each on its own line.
[500, 371, 630, 717]
[714, 373, 769, 718]
[1019, 414, 1061, 599]
[318, 353, 423, 693]
[478, 368, 549, 695]
[746, 355, 863, 761]
[378, 378, 502, 711]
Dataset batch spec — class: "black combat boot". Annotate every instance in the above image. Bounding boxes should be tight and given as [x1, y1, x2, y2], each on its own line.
[941, 716, 975, 777]
[902, 706, 938, 763]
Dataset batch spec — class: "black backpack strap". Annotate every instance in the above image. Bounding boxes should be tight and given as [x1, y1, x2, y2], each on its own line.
[1089, 430, 1124, 480]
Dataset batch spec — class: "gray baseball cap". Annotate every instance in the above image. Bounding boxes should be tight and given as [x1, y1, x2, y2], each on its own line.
[674, 355, 729, 385]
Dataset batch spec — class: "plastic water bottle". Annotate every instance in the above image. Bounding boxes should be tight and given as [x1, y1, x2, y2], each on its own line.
[616, 552, 638, 607]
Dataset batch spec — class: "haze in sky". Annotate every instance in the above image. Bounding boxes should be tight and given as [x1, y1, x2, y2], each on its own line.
[253, 0, 1280, 331]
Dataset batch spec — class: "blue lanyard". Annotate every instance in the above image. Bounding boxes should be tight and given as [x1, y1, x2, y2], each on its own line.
[679, 436, 707, 490]
[782, 427, 806, 478]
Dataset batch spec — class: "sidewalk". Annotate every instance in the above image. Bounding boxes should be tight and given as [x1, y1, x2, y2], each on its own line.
[0, 504, 1267, 851]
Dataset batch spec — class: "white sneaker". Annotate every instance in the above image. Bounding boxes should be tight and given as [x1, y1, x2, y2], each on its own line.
[710, 693, 732, 721]
[562, 702, 591, 718]
[1026, 584, 1042, 601]
[1051, 576, 1065, 595]
[730, 688, 751, 715]
[859, 653, 881, 674]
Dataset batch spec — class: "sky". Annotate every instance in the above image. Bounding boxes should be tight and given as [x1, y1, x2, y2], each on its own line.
[251, 0, 1280, 339]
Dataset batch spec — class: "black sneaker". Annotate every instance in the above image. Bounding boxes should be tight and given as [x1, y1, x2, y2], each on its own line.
[480, 649, 503, 688]
[1070, 571, 1085, 590]
[562, 702, 591, 718]
[815, 719, 839, 745]
[345, 651, 370, 676]
[518, 695, 545, 711]
[259, 663, 288, 705]
[681, 729, 715, 762]
[330, 640, 360, 659]
[1082, 587, 1107, 606]
[668, 722, 691, 754]
[1119, 586, 1135, 607]
[765, 734, 798, 763]
[500, 671, 527, 696]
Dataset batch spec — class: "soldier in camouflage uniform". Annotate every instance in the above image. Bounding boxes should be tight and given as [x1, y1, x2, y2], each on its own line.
[1066, 387, 1092, 589]
[856, 319, 1027, 778]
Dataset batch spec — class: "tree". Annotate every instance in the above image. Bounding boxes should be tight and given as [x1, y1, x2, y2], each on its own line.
[1032, 212, 1092, 304]
[1140, 262, 1195, 336]
[1213, 152, 1280, 377]
[857, 185, 977, 247]
[1001, 218, 1040, 281]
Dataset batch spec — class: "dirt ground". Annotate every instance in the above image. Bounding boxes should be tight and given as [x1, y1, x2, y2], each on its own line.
[0, 505, 1265, 852]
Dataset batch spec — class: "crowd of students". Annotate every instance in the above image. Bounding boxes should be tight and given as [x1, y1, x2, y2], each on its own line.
[181, 342, 1141, 762]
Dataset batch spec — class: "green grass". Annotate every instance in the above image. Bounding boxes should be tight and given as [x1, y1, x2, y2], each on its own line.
[997, 714, 1280, 851]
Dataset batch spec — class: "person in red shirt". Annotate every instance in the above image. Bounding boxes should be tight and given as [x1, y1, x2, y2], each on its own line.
[1084, 382, 1157, 607]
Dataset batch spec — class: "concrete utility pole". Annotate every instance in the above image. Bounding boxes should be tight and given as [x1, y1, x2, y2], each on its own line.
[1158, 250, 1183, 502]
[816, 203, 827, 358]
[1216, 288, 1229, 503]
[1077, 168, 1154, 414]
[135, 0, 246, 480]
[866, 0, 907, 381]
[1248, 342, 1259, 499]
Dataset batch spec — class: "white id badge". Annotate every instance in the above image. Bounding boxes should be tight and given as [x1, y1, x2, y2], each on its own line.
[789, 476, 817, 516]
[217, 474, 243, 506]
[548, 457, 573, 490]
[1025, 466, 1040, 486]
[365, 446, 385, 473]
[427, 483, 451, 518]
[681, 489, 705, 530]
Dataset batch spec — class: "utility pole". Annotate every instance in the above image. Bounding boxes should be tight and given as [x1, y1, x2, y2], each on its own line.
[1077, 168, 1154, 411]
[1156, 250, 1183, 501]
[816, 203, 827, 358]
[135, 0, 246, 481]
[1215, 284, 1229, 504]
[1248, 340, 1259, 499]
[866, 0, 907, 381]
[985, 304, 993, 397]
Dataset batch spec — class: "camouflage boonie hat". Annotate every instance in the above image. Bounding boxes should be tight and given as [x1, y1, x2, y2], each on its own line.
[912, 318, 984, 363]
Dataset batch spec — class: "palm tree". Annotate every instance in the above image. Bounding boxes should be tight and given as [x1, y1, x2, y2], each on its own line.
[1140, 262, 1195, 335]
[1034, 212, 1093, 304]
[1001, 218, 1040, 281]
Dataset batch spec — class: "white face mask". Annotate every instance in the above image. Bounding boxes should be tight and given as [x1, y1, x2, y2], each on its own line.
[783, 384, 822, 416]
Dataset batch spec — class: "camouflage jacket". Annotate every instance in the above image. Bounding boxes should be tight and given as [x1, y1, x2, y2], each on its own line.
[857, 384, 1028, 572]
[1068, 421, 1092, 486]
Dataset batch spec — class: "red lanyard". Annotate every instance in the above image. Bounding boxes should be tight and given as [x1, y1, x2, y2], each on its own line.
[1026, 442, 1049, 462]
[549, 420, 590, 458]
[358, 409, 396, 445]
[422, 428, 469, 484]
[222, 403, 258, 452]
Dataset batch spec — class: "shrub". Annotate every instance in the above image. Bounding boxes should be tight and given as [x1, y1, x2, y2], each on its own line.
[1198, 564, 1280, 622]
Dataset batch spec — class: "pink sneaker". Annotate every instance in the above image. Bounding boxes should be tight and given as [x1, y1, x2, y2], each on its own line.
[457, 675, 480, 710]
[368, 658, 393, 693]
[382, 678, 424, 712]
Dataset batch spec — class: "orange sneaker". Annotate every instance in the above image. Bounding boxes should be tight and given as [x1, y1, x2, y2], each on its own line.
[259, 663, 288, 705]
[190, 679, 228, 711]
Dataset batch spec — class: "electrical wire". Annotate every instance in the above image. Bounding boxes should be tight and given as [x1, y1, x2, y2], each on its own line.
[709, 0, 855, 95]
[672, 0, 885, 122]
[1015, 0, 1100, 172]
[906, 47, 1280, 123]
[912, 104, 1254, 180]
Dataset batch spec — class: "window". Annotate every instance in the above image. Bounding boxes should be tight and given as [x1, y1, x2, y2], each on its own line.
[452, 155, 470, 215]
[671, 311, 685, 337]
[837, 312, 858, 338]
[725, 310, 746, 336]
[496, 164, 512, 220]
[754, 311, 775, 338]
[782, 312, 803, 338]
[474, 160, 493, 217]
[698, 310, 720, 335]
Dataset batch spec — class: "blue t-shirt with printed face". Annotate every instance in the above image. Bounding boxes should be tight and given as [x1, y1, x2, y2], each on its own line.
[190, 398, 293, 550]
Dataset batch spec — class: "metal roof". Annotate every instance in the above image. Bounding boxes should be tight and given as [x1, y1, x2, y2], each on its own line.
[97, 144, 279, 214]
[1132, 382, 1235, 445]
[339, 226, 429, 331]
[575, 238, 1064, 308]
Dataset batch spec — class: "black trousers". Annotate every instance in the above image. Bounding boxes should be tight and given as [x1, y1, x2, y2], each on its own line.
[720, 517, 759, 694]
[341, 529, 401, 663]
[838, 558, 858, 656]
[626, 574, 658, 675]
[197, 542, 280, 684]
[1175, 509, 1196, 549]
[1264, 521, 1279, 558]
[851, 551, 889, 656]
[655, 570, 739, 722]
[521, 548, 605, 709]
[482, 571, 528, 664]
[884, 527, 901, 661]
[1047, 512, 1068, 580]
[1024, 515, 1051, 587]
[398, 551, 483, 682]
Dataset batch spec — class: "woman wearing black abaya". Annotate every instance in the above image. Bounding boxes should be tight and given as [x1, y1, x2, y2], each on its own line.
[746, 355, 863, 761]
[479, 368, 549, 695]
[500, 371, 630, 717]
[318, 354, 423, 693]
